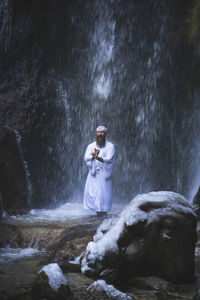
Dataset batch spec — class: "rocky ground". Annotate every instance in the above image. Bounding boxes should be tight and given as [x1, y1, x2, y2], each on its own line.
[0, 216, 198, 300]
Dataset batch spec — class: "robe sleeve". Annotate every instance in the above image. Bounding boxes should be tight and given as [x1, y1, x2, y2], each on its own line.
[84, 144, 96, 176]
[103, 143, 115, 180]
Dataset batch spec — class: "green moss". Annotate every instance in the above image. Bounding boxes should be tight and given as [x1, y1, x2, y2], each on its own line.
[187, 1, 200, 45]
[185, 1, 200, 106]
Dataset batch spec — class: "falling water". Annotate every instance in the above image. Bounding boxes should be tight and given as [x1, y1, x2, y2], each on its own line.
[1, 0, 199, 209]
[56, 0, 196, 204]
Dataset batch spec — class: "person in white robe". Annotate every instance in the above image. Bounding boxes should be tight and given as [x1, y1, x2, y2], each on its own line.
[83, 126, 115, 216]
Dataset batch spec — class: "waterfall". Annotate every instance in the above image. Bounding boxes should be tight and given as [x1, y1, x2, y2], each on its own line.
[0, 0, 199, 210]
[63, 0, 194, 203]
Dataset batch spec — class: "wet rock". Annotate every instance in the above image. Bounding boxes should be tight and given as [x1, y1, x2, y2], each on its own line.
[126, 287, 169, 300]
[65, 272, 94, 300]
[51, 235, 94, 262]
[82, 191, 197, 284]
[0, 224, 23, 248]
[4, 289, 33, 300]
[59, 260, 81, 273]
[0, 220, 97, 255]
[195, 277, 200, 300]
[128, 276, 195, 299]
[128, 276, 176, 292]
[193, 187, 200, 220]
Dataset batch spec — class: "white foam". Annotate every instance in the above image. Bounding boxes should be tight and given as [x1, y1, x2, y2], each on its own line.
[87, 280, 131, 300]
[0, 247, 44, 263]
[39, 263, 68, 292]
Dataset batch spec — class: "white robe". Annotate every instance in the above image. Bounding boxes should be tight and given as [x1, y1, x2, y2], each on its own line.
[83, 140, 115, 212]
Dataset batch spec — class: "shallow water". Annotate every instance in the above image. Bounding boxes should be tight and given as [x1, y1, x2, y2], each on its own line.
[3, 202, 124, 226]
[0, 247, 46, 263]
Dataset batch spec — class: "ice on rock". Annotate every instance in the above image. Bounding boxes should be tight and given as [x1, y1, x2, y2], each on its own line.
[87, 280, 131, 300]
[93, 216, 117, 242]
[69, 251, 84, 264]
[39, 263, 68, 292]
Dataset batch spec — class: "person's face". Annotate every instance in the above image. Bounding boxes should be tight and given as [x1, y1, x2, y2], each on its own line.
[96, 130, 106, 147]
[96, 130, 106, 138]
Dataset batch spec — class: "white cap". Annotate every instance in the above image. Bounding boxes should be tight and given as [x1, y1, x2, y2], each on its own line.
[96, 125, 107, 132]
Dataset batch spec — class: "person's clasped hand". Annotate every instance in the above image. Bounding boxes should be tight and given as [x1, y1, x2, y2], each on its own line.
[92, 148, 99, 159]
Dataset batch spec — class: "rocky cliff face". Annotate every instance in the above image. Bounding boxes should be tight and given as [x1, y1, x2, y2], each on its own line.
[0, 127, 30, 215]
[0, 0, 75, 213]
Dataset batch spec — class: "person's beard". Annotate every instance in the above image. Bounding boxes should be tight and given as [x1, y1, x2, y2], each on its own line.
[96, 135, 106, 147]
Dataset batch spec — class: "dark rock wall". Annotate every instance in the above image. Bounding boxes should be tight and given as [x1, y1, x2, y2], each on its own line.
[0, 127, 29, 214]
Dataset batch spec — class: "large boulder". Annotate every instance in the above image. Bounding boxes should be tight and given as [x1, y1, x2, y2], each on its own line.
[81, 191, 197, 284]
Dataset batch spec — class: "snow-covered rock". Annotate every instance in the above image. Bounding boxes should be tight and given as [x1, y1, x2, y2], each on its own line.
[32, 263, 70, 299]
[39, 263, 68, 291]
[81, 191, 197, 284]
